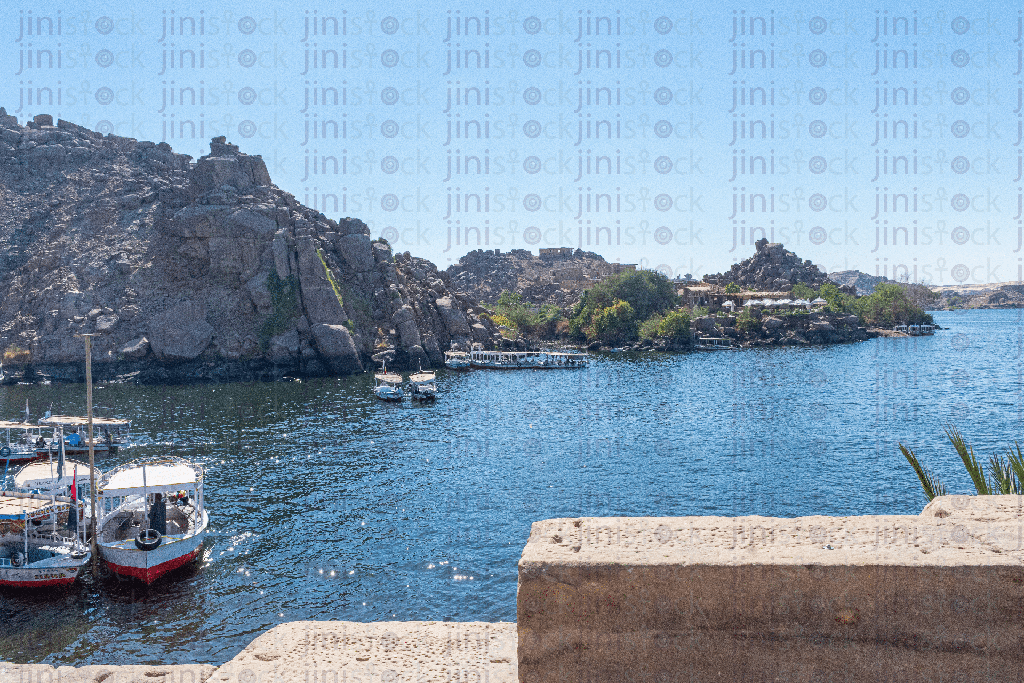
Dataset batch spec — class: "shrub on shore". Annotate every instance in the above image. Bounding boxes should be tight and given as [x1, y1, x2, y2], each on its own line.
[489, 291, 562, 337]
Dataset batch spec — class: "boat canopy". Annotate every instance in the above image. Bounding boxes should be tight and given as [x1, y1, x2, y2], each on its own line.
[0, 492, 74, 519]
[14, 460, 93, 489]
[40, 415, 130, 428]
[100, 459, 201, 496]
[409, 372, 435, 383]
[375, 373, 404, 383]
[0, 421, 36, 430]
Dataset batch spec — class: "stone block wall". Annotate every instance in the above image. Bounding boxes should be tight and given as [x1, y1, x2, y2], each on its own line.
[518, 496, 1024, 683]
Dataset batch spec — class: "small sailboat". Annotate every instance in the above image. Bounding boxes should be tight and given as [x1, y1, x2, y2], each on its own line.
[373, 364, 405, 401]
[0, 490, 90, 587]
[407, 367, 437, 400]
[97, 457, 208, 583]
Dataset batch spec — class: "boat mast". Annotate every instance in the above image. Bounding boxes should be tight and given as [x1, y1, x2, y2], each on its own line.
[81, 334, 98, 574]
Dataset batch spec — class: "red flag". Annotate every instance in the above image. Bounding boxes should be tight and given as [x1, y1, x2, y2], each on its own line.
[71, 466, 77, 503]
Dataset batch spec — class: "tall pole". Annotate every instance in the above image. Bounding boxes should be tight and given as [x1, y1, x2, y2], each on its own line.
[83, 334, 98, 574]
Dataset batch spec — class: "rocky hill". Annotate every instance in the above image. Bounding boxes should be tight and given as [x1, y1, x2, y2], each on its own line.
[931, 283, 1024, 310]
[0, 110, 498, 382]
[443, 248, 626, 308]
[702, 239, 830, 291]
[827, 270, 892, 295]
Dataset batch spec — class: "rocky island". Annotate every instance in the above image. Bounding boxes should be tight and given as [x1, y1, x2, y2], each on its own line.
[0, 111, 499, 382]
[0, 112, 941, 383]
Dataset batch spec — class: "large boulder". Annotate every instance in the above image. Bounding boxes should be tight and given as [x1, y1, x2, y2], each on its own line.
[336, 234, 375, 272]
[693, 316, 718, 334]
[148, 301, 214, 361]
[296, 238, 345, 325]
[310, 323, 362, 374]
[435, 297, 471, 336]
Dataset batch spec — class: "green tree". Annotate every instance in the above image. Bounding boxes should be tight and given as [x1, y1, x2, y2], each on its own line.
[592, 299, 637, 345]
[790, 282, 818, 300]
[492, 290, 562, 336]
[818, 282, 855, 314]
[855, 283, 933, 326]
[735, 307, 761, 334]
[639, 314, 665, 340]
[724, 282, 741, 294]
[657, 310, 691, 341]
[570, 270, 677, 343]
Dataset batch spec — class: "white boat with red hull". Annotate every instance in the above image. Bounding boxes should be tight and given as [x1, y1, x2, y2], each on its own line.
[0, 491, 90, 588]
[97, 457, 208, 584]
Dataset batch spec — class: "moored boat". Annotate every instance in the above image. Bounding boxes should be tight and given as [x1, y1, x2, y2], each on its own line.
[444, 349, 471, 370]
[469, 346, 590, 369]
[12, 458, 96, 499]
[408, 369, 437, 400]
[97, 457, 208, 584]
[36, 415, 131, 459]
[694, 337, 737, 350]
[0, 491, 90, 587]
[0, 421, 46, 466]
[373, 366, 405, 401]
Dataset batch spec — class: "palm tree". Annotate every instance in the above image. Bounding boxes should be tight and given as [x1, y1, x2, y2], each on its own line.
[900, 425, 1024, 501]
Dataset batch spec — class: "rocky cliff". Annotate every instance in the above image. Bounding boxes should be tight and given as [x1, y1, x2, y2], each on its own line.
[0, 111, 498, 382]
[703, 239, 830, 291]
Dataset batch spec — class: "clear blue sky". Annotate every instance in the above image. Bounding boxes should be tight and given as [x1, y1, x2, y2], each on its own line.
[3, 0, 1022, 283]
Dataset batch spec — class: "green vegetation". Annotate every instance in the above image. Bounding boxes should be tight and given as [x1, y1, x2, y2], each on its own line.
[568, 270, 679, 344]
[790, 282, 819, 300]
[258, 272, 300, 349]
[854, 283, 933, 326]
[489, 290, 562, 337]
[656, 310, 691, 342]
[638, 314, 664, 340]
[2, 345, 30, 364]
[724, 282, 741, 294]
[592, 300, 637, 345]
[900, 426, 1024, 501]
[317, 249, 344, 310]
[817, 282, 856, 314]
[945, 293, 968, 309]
[735, 307, 761, 334]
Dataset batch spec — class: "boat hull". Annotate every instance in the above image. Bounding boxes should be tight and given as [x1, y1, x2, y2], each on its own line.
[35, 445, 116, 459]
[0, 555, 89, 588]
[100, 512, 207, 584]
[2, 452, 43, 465]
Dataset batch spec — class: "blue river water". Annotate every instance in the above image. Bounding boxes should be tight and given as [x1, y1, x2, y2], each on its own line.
[0, 308, 1021, 665]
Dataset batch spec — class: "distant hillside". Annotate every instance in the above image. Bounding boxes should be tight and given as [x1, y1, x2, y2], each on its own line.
[931, 283, 1024, 310]
[443, 248, 631, 308]
[828, 270, 892, 295]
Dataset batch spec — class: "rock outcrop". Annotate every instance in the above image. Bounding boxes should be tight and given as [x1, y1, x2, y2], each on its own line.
[0, 111, 498, 381]
[703, 238, 830, 291]
[828, 270, 893, 295]
[443, 248, 631, 308]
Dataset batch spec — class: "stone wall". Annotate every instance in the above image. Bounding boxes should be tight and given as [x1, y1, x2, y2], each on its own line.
[518, 495, 1024, 683]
